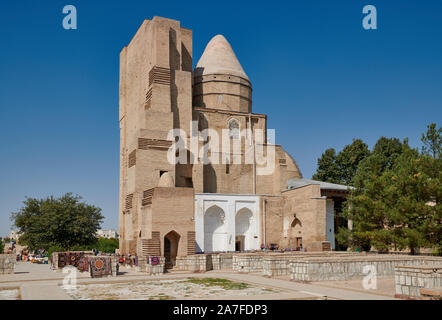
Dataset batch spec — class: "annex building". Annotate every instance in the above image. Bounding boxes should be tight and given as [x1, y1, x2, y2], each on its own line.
[118, 16, 349, 268]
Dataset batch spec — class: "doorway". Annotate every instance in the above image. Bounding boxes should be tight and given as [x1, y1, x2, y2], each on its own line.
[235, 235, 245, 252]
[296, 237, 302, 249]
[164, 231, 180, 269]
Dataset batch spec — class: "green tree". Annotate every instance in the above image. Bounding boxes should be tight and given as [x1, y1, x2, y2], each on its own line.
[385, 150, 441, 254]
[0, 238, 4, 253]
[335, 139, 371, 186]
[312, 148, 340, 184]
[421, 123, 441, 159]
[372, 137, 405, 171]
[313, 139, 370, 186]
[341, 135, 441, 255]
[11, 193, 104, 251]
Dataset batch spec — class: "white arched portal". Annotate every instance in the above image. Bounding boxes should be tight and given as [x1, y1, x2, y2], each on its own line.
[204, 205, 227, 252]
[235, 208, 253, 251]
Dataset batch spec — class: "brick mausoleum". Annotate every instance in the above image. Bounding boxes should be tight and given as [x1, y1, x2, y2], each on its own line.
[118, 16, 350, 268]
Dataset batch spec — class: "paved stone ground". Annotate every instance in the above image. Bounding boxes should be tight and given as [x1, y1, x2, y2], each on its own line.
[65, 279, 281, 300]
[314, 278, 396, 297]
[0, 262, 397, 300]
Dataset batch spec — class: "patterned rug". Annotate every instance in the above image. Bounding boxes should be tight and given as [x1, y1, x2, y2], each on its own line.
[55, 252, 87, 271]
[149, 256, 160, 265]
[89, 256, 112, 278]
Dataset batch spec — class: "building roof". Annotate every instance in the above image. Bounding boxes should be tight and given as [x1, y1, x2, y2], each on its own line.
[194, 35, 249, 80]
[285, 178, 350, 192]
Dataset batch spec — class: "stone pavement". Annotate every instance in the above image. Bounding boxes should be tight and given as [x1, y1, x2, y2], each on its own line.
[0, 262, 396, 300]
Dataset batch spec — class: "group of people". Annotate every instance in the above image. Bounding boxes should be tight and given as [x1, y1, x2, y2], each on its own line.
[116, 254, 137, 267]
[260, 244, 305, 252]
[16, 251, 49, 264]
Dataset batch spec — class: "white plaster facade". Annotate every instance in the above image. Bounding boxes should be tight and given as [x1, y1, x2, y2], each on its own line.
[194, 194, 261, 253]
[326, 199, 335, 250]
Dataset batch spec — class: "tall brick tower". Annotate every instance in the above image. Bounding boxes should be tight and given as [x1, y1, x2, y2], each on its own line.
[119, 17, 195, 260]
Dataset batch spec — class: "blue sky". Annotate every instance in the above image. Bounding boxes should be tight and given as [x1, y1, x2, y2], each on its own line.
[0, 1, 441, 237]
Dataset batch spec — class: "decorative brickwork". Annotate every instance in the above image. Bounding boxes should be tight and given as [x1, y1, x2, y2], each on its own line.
[141, 188, 154, 206]
[125, 193, 134, 210]
[128, 150, 136, 168]
[144, 88, 152, 110]
[141, 231, 161, 256]
[148, 66, 171, 86]
[187, 231, 196, 255]
[138, 138, 172, 150]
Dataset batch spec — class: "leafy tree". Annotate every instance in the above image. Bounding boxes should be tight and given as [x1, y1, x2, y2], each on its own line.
[335, 139, 371, 185]
[313, 139, 370, 186]
[372, 137, 405, 171]
[421, 123, 441, 159]
[11, 193, 103, 251]
[0, 238, 4, 254]
[312, 148, 340, 184]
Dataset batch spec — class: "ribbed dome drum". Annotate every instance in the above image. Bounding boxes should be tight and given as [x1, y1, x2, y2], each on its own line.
[193, 35, 252, 113]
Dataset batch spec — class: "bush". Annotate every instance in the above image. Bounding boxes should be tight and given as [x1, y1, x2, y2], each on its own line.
[47, 245, 65, 261]
[96, 238, 119, 253]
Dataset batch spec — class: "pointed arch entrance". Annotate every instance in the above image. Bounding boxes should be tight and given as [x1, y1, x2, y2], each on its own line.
[235, 208, 253, 251]
[164, 230, 180, 269]
[289, 217, 302, 249]
[204, 205, 226, 252]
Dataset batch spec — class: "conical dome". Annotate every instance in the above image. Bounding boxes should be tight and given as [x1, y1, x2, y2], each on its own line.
[193, 35, 252, 113]
[194, 35, 249, 80]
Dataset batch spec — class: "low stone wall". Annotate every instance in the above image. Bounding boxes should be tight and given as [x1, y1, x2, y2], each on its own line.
[176, 255, 211, 272]
[262, 255, 292, 276]
[232, 254, 263, 273]
[394, 265, 442, 299]
[211, 253, 233, 270]
[176, 253, 232, 272]
[290, 255, 442, 282]
[144, 257, 165, 275]
[0, 254, 16, 274]
[261, 252, 362, 277]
